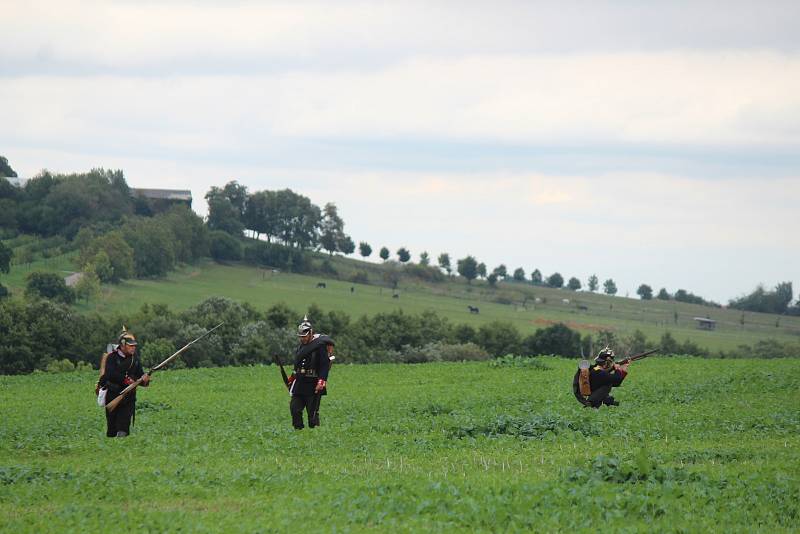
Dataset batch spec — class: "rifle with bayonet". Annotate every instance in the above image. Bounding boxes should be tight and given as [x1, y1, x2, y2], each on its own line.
[273, 353, 290, 390]
[105, 322, 224, 412]
[616, 348, 659, 365]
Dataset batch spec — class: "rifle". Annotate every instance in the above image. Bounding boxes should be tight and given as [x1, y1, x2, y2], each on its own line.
[105, 322, 224, 412]
[273, 353, 290, 389]
[617, 348, 659, 365]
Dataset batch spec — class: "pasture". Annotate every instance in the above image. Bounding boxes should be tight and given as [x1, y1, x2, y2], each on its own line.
[78, 260, 800, 353]
[1, 358, 798, 532]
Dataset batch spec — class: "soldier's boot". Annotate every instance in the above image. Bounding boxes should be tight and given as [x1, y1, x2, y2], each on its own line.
[603, 396, 619, 407]
[116, 431, 129, 437]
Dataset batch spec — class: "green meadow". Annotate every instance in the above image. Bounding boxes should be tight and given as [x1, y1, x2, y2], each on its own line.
[75, 259, 800, 353]
[1, 358, 798, 532]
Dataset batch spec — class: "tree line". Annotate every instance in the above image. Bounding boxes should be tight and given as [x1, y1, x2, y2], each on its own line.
[5, 294, 797, 375]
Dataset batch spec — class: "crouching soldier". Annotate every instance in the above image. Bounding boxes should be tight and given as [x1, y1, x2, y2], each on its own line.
[573, 347, 628, 408]
[98, 329, 150, 437]
[288, 315, 334, 429]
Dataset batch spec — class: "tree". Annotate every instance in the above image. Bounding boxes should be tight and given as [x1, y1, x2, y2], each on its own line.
[419, 251, 430, 266]
[397, 247, 411, 263]
[567, 277, 582, 291]
[477, 263, 487, 279]
[493, 264, 507, 279]
[487, 273, 498, 287]
[588, 274, 599, 292]
[25, 272, 75, 304]
[637, 284, 653, 300]
[0, 156, 18, 177]
[206, 187, 245, 236]
[513, 267, 526, 282]
[0, 241, 11, 274]
[79, 231, 134, 282]
[531, 269, 543, 285]
[320, 202, 346, 255]
[359, 242, 372, 258]
[75, 271, 101, 303]
[438, 253, 451, 276]
[546, 272, 564, 288]
[657, 288, 670, 300]
[337, 235, 355, 255]
[379, 247, 390, 261]
[603, 278, 618, 295]
[457, 255, 478, 284]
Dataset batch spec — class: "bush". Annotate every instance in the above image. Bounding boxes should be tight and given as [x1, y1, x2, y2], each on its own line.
[45, 358, 76, 373]
[488, 355, 552, 370]
[395, 342, 489, 364]
[209, 230, 243, 261]
[350, 271, 369, 285]
[522, 323, 582, 357]
[25, 271, 75, 304]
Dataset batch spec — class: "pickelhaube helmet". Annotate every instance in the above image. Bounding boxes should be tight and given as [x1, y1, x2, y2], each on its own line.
[118, 325, 138, 346]
[297, 315, 313, 337]
[595, 346, 614, 363]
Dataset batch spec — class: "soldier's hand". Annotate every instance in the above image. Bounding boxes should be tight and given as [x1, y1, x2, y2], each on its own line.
[141, 374, 151, 386]
[618, 363, 629, 373]
[315, 379, 327, 393]
[287, 374, 295, 385]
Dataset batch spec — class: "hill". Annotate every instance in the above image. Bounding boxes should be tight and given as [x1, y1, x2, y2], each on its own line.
[4, 247, 799, 354]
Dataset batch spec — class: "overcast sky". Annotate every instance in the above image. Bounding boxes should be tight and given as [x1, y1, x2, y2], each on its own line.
[2, 0, 799, 303]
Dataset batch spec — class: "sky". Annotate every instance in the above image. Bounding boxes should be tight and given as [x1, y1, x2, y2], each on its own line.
[2, 0, 799, 303]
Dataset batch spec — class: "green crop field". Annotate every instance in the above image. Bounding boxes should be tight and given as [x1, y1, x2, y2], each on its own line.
[1, 358, 798, 532]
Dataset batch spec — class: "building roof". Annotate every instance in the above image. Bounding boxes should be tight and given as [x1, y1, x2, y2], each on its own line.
[131, 188, 192, 201]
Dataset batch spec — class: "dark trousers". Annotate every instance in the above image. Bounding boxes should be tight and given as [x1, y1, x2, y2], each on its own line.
[586, 385, 616, 408]
[290, 394, 321, 429]
[105, 396, 135, 437]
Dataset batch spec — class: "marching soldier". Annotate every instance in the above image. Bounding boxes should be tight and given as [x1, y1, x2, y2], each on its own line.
[98, 328, 150, 437]
[288, 316, 334, 429]
[573, 347, 629, 408]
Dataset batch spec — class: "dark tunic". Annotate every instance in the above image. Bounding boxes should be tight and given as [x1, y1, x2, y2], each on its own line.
[572, 364, 627, 407]
[100, 349, 145, 436]
[290, 335, 332, 396]
[289, 334, 333, 429]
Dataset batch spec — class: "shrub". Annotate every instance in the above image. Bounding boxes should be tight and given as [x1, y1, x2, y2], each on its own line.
[209, 230, 243, 261]
[25, 272, 75, 304]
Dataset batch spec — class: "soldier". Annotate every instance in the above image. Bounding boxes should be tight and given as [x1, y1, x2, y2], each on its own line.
[573, 347, 629, 408]
[98, 329, 150, 437]
[288, 316, 334, 429]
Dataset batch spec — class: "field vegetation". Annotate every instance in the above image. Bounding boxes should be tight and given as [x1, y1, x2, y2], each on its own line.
[1, 358, 798, 532]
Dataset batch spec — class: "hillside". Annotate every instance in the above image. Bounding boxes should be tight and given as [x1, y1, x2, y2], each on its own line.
[4, 248, 799, 354]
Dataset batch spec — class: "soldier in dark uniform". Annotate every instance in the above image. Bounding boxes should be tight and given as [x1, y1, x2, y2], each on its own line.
[573, 347, 629, 408]
[98, 330, 150, 437]
[287, 316, 334, 429]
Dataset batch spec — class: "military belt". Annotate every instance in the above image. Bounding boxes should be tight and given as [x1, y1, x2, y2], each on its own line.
[297, 369, 319, 377]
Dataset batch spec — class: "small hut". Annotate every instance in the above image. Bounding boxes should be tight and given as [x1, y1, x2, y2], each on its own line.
[693, 317, 716, 331]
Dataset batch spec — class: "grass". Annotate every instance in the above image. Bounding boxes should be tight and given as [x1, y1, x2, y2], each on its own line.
[72, 258, 800, 353]
[1, 358, 798, 532]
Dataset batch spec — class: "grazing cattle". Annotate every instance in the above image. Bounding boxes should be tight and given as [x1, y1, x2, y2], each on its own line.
[316, 282, 327, 288]
[578, 305, 588, 311]
[350, 286, 355, 293]
[392, 293, 399, 299]
[468, 305, 480, 314]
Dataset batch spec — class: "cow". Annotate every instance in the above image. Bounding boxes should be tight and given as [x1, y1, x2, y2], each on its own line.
[316, 282, 327, 288]
[468, 305, 480, 314]
[392, 293, 399, 299]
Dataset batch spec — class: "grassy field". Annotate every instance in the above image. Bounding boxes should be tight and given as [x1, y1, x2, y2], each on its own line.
[82, 260, 800, 352]
[1, 358, 798, 532]
[5, 252, 800, 353]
